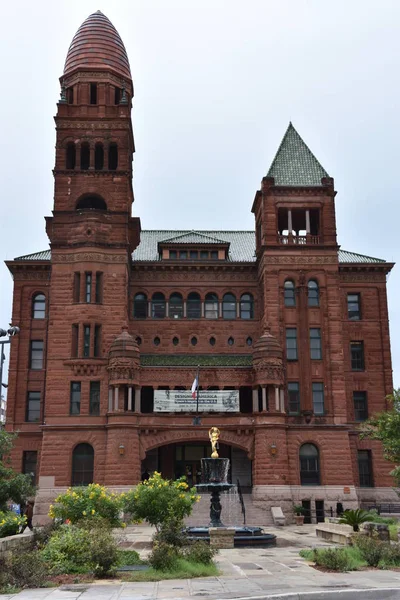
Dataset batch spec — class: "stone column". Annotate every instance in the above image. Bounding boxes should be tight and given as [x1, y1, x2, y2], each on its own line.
[135, 387, 141, 413]
[252, 388, 258, 413]
[148, 301, 152, 318]
[166, 301, 169, 318]
[262, 386, 267, 412]
[288, 209, 293, 233]
[183, 301, 187, 318]
[280, 389, 285, 413]
[305, 209, 311, 234]
[108, 388, 113, 412]
[236, 301, 240, 318]
[275, 386, 280, 411]
[114, 386, 119, 411]
[128, 387, 133, 411]
[201, 302, 205, 318]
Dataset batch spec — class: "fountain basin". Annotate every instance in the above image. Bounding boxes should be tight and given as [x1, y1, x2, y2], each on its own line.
[185, 525, 276, 547]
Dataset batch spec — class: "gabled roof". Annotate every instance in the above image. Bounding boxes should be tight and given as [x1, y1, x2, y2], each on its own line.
[14, 250, 51, 261]
[159, 231, 228, 245]
[267, 123, 329, 186]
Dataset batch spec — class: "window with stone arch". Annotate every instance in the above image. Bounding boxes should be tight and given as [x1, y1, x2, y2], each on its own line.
[133, 293, 147, 319]
[169, 293, 183, 319]
[284, 280, 296, 307]
[308, 279, 319, 307]
[72, 443, 94, 486]
[240, 293, 254, 319]
[94, 142, 104, 170]
[299, 443, 320, 485]
[222, 293, 236, 319]
[205, 293, 219, 319]
[187, 292, 201, 319]
[32, 293, 46, 319]
[151, 292, 166, 319]
[66, 142, 76, 169]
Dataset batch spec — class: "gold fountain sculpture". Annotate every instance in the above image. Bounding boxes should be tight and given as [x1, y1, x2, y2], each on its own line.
[209, 426, 220, 458]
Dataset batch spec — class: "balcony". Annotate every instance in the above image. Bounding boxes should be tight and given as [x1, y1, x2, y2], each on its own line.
[278, 234, 321, 245]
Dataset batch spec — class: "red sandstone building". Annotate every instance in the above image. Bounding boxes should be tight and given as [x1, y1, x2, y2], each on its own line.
[4, 11, 396, 524]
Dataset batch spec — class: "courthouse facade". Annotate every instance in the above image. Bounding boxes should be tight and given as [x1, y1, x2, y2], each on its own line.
[5, 11, 396, 523]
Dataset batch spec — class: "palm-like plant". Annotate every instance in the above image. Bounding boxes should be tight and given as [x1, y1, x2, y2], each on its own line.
[339, 509, 374, 532]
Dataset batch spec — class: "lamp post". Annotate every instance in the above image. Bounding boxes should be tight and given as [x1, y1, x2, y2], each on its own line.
[0, 326, 20, 395]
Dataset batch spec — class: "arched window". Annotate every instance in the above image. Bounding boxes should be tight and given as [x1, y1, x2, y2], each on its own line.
[308, 280, 319, 307]
[80, 142, 90, 170]
[72, 443, 94, 486]
[76, 195, 107, 211]
[108, 143, 118, 170]
[169, 293, 183, 319]
[240, 293, 254, 319]
[222, 293, 236, 319]
[32, 293, 46, 319]
[187, 292, 201, 319]
[94, 143, 104, 170]
[284, 280, 296, 307]
[299, 444, 320, 485]
[205, 293, 218, 319]
[152, 293, 166, 318]
[133, 293, 147, 319]
[66, 142, 76, 169]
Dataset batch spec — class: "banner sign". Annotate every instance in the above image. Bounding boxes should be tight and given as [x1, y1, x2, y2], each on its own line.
[154, 389, 240, 413]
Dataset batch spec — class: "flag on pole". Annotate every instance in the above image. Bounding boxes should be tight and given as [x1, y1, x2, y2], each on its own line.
[191, 374, 198, 399]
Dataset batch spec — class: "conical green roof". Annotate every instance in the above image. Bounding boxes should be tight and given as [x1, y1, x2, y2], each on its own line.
[267, 123, 329, 186]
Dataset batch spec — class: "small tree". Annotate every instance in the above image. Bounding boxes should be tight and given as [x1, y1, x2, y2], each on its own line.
[360, 389, 400, 485]
[0, 430, 34, 512]
[49, 483, 124, 527]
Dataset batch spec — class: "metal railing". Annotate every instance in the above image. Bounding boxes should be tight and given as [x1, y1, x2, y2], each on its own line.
[361, 503, 400, 514]
[236, 479, 246, 525]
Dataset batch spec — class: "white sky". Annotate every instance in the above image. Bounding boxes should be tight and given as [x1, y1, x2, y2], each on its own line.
[0, 0, 399, 389]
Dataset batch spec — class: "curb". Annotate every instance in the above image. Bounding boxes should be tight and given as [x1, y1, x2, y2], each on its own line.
[215, 588, 400, 600]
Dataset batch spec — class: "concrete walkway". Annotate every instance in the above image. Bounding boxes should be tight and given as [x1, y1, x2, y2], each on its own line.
[3, 526, 400, 599]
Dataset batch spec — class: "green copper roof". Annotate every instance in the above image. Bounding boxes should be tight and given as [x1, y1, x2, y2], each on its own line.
[161, 231, 227, 245]
[140, 354, 253, 367]
[338, 249, 386, 263]
[267, 123, 329, 186]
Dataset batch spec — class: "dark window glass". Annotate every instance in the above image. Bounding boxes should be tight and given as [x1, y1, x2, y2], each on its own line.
[66, 142, 76, 169]
[286, 328, 298, 360]
[240, 294, 254, 319]
[179, 251, 187, 259]
[284, 280, 296, 307]
[348, 293, 361, 320]
[108, 143, 118, 170]
[90, 83, 97, 104]
[288, 382, 300, 414]
[312, 382, 324, 415]
[227, 337, 234, 346]
[189, 251, 198, 259]
[26, 391, 40, 422]
[246, 336, 253, 346]
[30, 341, 44, 370]
[74, 272, 81, 302]
[210, 251, 218, 260]
[32, 294, 46, 319]
[351, 341, 365, 371]
[169, 250, 177, 259]
[153, 336, 160, 346]
[152, 293, 166, 318]
[191, 337, 198, 346]
[94, 325, 101, 357]
[308, 280, 319, 307]
[83, 326, 90, 357]
[310, 328, 322, 360]
[94, 143, 104, 170]
[70, 382, 81, 415]
[85, 273, 92, 303]
[90, 381, 100, 416]
[114, 86, 121, 104]
[187, 292, 201, 318]
[134, 293, 147, 318]
[80, 143, 90, 170]
[76, 195, 107, 210]
[358, 450, 373, 487]
[23, 451, 37, 485]
[354, 391, 368, 422]
[136, 336, 142, 345]
[300, 444, 320, 485]
[223, 293, 236, 319]
[209, 336, 216, 346]
[72, 443, 94, 486]
[95, 272, 103, 303]
[71, 324, 79, 358]
[173, 337, 179, 346]
[169, 293, 183, 319]
[200, 250, 209, 260]
[67, 87, 74, 104]
[205, 293, 218, 319]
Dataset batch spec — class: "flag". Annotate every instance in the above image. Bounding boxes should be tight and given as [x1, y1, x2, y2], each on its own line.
[191, 375, 198, 399]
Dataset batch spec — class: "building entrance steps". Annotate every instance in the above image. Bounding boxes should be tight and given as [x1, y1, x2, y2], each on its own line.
[185, 491, 275, 527]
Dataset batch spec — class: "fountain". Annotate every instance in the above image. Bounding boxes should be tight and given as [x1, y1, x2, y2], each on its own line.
[186, 427, 276, 547]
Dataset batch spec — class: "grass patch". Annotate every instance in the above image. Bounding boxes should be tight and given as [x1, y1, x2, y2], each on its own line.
[121, 558, 219, 582]
[299, 547, 367, 572]
[117, 550, 143, 566]
[389, 524, 398, 541]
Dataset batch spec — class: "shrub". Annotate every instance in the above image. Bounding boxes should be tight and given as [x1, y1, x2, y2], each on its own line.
[87, 526, 119, 577]
[49, 483, 123, 527]
[353, 533, 386, 566]
[312, 548, 352, 572]
[367, 510, 397, 525]
[339, 509, 374, 532]
[33, 521, 61, 549]
[0, 550, 49, 589]
[154, 515, 187, 548]
[184, 541, 217, 565]
[117, 550, 142, 566]
[122, 472, 200, 530]
[148, 541, 180, 571]
[0, 511, 26, 538]
[379, 543, 400, 568]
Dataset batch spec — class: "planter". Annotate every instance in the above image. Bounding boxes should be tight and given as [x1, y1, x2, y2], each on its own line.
[295, 515, 305, 526]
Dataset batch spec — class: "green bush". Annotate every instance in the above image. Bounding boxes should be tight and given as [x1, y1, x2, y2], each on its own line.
[87, 526, 119, 577]
[148, 541, 180, 571]
[49, 483, 124, 527]
[154, 515, 187, 548]
[353, 533, 386, 566]
[312, 548, 353, 572]
[183, 541, 217, 565]
[379, 543, 400, 568]
[367, 510, 397, 525]
[117, 550, 142, 566]
[0, 511, 26, 538]
[389, 523, 399, 541]
[33, 521, 61, 549]
[0, 551, 49, 589]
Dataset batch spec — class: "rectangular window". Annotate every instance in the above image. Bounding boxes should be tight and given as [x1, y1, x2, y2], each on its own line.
[73, 272, 81, 302]
[288, 382, 300, 414]
[26, 391, 40, 422]
[85, 272, 92, 303]
[114, 86, 121, 105]
[190, 250, 198, 259]
[179, 251, 187, 259]
[67, 87, 74, 104]
[71, 324, 79, 358]
[200, 250, 209, 260]
[286, 328, 298, 361]
[169, 250, 177, 259]
[94, 325, 101, 358]
[70, 382, 81, 415]
[23, 451, 38, 485]
[354, 391, 368, 422]
[312, 382, 324, 415]
[30, 340, 44, 370]
[90, 381, 100, 415]
[90, 83, 97, 104]
[358, 450, 373, 487]
[210, 251, 218, 260]
[95, 272, 103, 303]
[348, 293, 361, 320]
[351, 341, 365, 371]
[310, 328, 322, 360]
[83, 326, 91, 358]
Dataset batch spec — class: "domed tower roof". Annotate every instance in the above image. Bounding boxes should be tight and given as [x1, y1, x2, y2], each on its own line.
[109, 327, 139, 360]
[64, 11, 131, 80]
[253, 331, 283, 361]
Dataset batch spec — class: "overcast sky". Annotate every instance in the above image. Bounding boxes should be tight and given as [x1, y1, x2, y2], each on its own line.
[1, 0, 399, 389]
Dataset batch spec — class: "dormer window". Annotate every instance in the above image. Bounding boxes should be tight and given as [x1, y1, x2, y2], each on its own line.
[158, 231, 230, 261]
